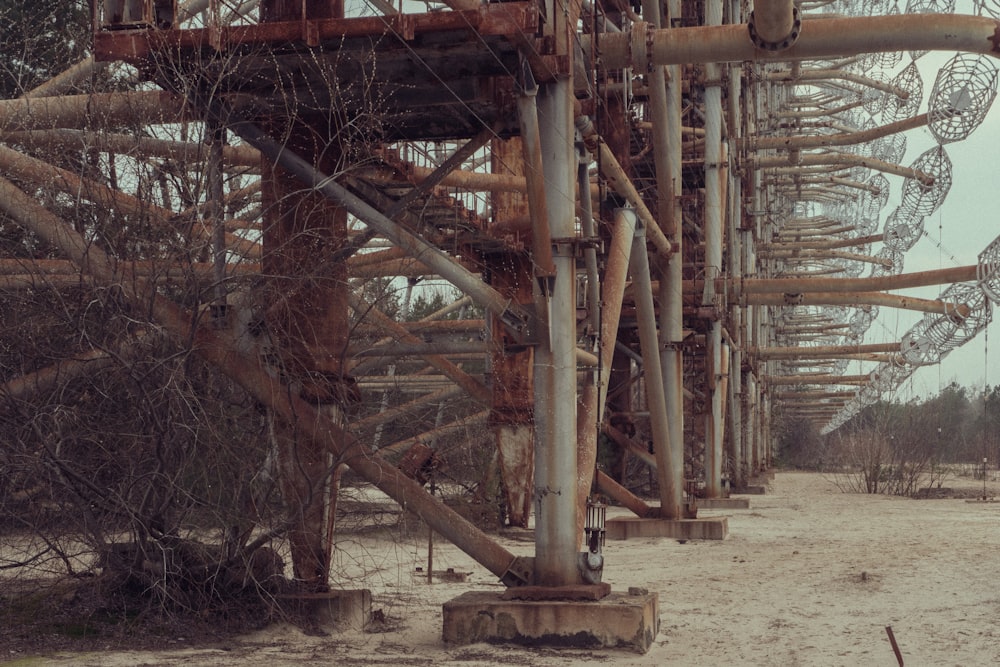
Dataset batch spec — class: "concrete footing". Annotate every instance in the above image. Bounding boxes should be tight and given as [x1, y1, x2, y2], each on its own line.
[698, 497, 750, 510]
[275, 589, 371, 630]
[442, 589, 659, 653]
[605, 516, 728, 540]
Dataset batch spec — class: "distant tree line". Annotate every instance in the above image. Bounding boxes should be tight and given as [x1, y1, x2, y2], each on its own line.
[776, 382, 1000, 495]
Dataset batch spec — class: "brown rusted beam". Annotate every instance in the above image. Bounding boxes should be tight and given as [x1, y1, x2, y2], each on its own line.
[94, 4, 538, 63]
[0, 91, 188, 131]
[756, 342, 900, 359]
[377, 410, 491, 456]
[3, 128, 261, 167]
[595, 470, 654, 519]
[751, 152, 934, 186]
[748, 113, 928, 152]
[773, 390, 858, 400]
[762, 234, 884, 251]
[766, 374, 871, 386]
[745, 291, 971, 317]
[684, 265, 980, 295]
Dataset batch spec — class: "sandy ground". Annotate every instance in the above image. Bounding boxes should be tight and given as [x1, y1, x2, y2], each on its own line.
[12, 470, 1000, 666]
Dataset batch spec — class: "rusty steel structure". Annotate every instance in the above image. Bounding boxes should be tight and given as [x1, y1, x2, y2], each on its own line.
[5, 0, 1000, 612]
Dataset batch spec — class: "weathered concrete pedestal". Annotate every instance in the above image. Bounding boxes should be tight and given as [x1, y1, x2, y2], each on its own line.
[699, 497, 750, 509]
[442, 589, 659, 653]
[275, 589, 371, 630]
[605, 516, 728, 540]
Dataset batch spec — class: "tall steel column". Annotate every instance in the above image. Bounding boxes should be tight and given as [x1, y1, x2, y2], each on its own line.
[656, 0, 686, 520]
[532, 76, 580, 587]
[727, 0, 745, 490]
[702, 0, 725, 499]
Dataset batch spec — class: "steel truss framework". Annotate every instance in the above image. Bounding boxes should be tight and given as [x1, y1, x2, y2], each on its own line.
[4, 0, 1000, 600]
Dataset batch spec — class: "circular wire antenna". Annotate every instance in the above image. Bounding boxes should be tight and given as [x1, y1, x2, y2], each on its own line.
[928, 53, 999, 144]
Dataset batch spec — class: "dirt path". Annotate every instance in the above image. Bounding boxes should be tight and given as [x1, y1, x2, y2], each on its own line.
[13, 471, 1000, 666]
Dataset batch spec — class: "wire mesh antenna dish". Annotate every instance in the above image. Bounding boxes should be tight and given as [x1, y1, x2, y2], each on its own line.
[977, 232, 1000, 304]
[882, 208, 925, 253]
[936, 282, 993, 351]
[928, 53, 1000, 144]
[883, 62, 924, 123]
[899, 282, 993, 368]
[871, 131, 908, 166]
[898, 145, 953, 218]
[901, 316, 950, 367]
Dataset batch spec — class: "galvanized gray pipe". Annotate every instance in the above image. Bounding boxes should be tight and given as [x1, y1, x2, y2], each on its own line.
[584, 14, 1000, 67]
[533, 78, 580, 587]
[656, 0, 686, 521]
[702, 0, 725, 499]
[630, 219, 680, 518]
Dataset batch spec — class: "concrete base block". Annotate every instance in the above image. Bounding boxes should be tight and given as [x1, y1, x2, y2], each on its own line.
[698, 497, 750, 510]
[442, 589, 659, 654]
[740, 485, 767, 495]
[605, 516, 728, 540]
[276, 589, 371, 630]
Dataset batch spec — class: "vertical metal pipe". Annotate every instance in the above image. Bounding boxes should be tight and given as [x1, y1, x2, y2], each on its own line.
[574, 142, 600, 542]
[718, 340, 730, 488]
[207, 121, 227, 315]
[727, 31, 746, 487]
[640, 0, 672, 237]
[630, 218, 679, 517]
[725, 5, 743, 485]
[517, 73, 557, 281]
[729, 336, 743, 488]
[576, 381, 598, 546]
[746, 375, 756, 477]
[705, 325, 724, 498]
[578, 150, 601, 333]
[573, 156, 607, 543]
[657, 0, 685, 521]
[533, 77, 579, 587]
[702, 0, 725, 499]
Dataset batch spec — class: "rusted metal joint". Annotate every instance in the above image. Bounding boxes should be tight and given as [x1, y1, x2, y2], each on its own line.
[498, 302, 537, 345]
[550, 236, 599, 258]
[747, 6, 802, 52]
[628, 21, 652, 73]
[696, 305, 720, 320]
[500, 555, 534, 587]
